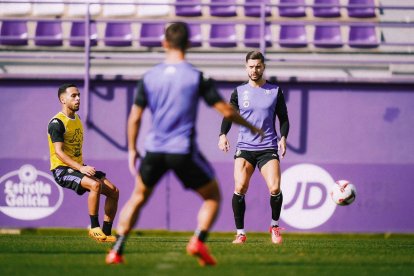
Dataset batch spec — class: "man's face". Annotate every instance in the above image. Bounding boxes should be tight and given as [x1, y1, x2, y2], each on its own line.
[246, 59, 265, 82]
[61, 87, 80, 112]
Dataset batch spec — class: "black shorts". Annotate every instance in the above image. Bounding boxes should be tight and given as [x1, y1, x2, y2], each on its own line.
[234, 149, 279, 170]
[52, 166, 106, 195]
[139, 151, 215, 190]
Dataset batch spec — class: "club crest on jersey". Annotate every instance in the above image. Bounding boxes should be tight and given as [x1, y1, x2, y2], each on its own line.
[264, 89, 272, 95]
[243, 101, 250, 108]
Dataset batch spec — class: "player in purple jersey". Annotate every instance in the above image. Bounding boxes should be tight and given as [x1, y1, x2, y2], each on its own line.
[218, 51, 290, 244]
[106, 22, 263, 266]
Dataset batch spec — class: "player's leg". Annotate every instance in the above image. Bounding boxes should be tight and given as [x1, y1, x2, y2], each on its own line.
[106, 174, 153, 264]
[52, 167, 104, 240]
[100, 177, 119, 240]
[80, 176, 107, 241]
[117, 174, 152, 235]
[187, 179, 221, 266]
[169, 152, 220, 266]
[260, 158, 284, 244]
[107, 152, 165, 264]
[232, 155, 255, 243]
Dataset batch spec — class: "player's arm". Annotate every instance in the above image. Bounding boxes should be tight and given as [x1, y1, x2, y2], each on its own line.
[127, 80, 147, 175]
[275, 88, 290, 158]
[217, 90, 238, 152]
[48, 119, 95, 176]
[199, 75, 264, 146]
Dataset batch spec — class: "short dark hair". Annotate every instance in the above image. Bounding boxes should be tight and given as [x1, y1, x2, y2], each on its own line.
[58, 83, 77, 99]
[165, 22, 189, 51]
[245, 51, 265, 63]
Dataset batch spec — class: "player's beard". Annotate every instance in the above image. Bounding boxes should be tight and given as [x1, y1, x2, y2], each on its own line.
[248, 72, 263, 82]
[72, 103, 80, 112]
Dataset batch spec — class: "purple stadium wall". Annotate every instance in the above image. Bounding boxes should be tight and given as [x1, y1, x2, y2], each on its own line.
[1, 79, 413, 233]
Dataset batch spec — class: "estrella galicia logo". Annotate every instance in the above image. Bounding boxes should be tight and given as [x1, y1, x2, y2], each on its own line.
[0, 164, 64, 220]
[280, 164, 336, 229]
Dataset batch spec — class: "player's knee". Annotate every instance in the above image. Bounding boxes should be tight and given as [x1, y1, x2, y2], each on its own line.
[235, 184, 248, 195]
[269, 186, 281, 195]
[90, 180, 101, 193]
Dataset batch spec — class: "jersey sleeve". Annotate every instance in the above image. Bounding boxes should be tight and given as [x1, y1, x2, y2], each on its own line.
[134, 79, 148, 108]
[220, 89, 239, 135]
[48, 118, 65, 143]
[199, 73, 223, 106]
[275, 88, 290, 139]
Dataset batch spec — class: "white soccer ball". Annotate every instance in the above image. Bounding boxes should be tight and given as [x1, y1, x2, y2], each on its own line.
[330, 180, 357, 206]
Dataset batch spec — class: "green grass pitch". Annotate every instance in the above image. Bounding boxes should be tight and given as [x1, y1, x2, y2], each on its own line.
[0, 229, 413, 276]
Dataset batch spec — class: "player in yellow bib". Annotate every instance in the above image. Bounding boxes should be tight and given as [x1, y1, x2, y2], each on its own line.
[47, 83, 119, 242]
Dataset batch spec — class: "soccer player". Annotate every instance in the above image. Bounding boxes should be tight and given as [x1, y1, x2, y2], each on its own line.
[47, 83, 119, 242]
[105, 22, 263, 266]
[218, 51, 290, 244]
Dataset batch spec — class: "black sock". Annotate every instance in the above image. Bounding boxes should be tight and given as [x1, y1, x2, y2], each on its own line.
[112, 235, 127, 255]
[102, 221, 113, 236]
[232, 193, 246, 229]
[90, 215, 100, 228]
[194, 229, 208, 242]
[270, 192, 283, 223]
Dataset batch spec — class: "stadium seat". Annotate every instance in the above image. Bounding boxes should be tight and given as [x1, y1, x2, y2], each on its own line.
[33, 0, 65, 16]
[104, 22, 132, 47]
[189, 23, 202, 47]
[67, 0, 102, 17]
[314, 24, 343, 48]
[347, 0, 376, 18]
[175, 0, 202, 17]
[279, 24, 307, 47]
[210, 0, 237, 17]
[0, 1, 31, 16]
[102, 0, 136, 17]
[313, 0, 341, 18]
[34, 21, 63, 46]
[244, 23, 272, 48]
[139, 23, 165, 47]
[244, 0, 272, 17]
[278, 0, 306, 17]
[69, 21, 98, 47]
[348, 24, 379, 48]
[0, 20, 28, 46]
[137, 0, 170, 17]
[209, 23, 237, 48]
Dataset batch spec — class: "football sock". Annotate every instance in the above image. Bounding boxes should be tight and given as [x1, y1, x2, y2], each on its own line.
[271, 219, 279, 228]
[236, 229, 246, 236]
[194, 229, 208, 242]
[232, 193, 246, 230]
[112, 235, 127, 255]
[270, 191, 283, 223]
[102, 221, 113, 236]
[90, 215, 100, 228]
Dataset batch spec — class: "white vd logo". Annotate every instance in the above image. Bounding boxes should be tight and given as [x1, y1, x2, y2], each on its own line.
[280, 164, 336, 229]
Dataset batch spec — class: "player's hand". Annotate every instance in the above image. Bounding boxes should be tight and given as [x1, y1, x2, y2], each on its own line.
[218, 134, 230, 152]
[128, 149, 140, 176]
[278, 136, 287, 158]
[80, 165, 96, 176]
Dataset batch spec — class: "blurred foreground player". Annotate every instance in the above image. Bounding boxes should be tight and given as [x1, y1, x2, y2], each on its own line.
[218, 51, 290, 244]
[47, 84, 119, 242]
[106, 22, 263, 266]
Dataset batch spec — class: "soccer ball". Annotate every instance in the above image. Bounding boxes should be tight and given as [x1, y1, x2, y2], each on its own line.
[330, 180, 357, 206]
